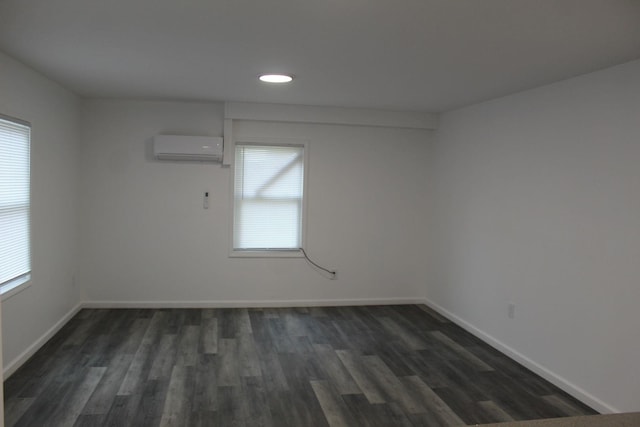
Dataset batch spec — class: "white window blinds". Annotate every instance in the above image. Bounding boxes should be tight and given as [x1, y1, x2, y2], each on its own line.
[233, 144, 304, 250]
[0, 116, 31, 287]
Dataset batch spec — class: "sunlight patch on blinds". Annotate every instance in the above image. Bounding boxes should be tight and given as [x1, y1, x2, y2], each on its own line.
[234, 144, 304, 250]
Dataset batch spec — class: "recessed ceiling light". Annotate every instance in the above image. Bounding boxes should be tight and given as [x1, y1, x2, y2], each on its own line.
[259, 74, 293, 83]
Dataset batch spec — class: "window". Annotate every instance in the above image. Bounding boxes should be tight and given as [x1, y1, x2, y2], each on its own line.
[233, 143, 305, 254]
[0, 115, 31, 293]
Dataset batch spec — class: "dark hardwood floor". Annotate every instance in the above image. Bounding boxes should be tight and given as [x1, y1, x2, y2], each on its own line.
[3, 305, 597, 426]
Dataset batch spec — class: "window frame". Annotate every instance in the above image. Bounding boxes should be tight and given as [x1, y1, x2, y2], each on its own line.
[0, 113, 32, 300]
[229, 137, 309, 258]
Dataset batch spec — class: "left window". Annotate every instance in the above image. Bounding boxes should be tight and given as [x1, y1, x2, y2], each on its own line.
[0, 115, 31, 294]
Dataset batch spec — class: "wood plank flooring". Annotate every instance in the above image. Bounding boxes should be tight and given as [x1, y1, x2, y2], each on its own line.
[3, 305, 597, 426]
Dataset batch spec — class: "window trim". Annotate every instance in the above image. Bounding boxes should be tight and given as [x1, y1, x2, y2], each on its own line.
[1, 273, 32, 301]
[0, 113, 32, 299]
[229, 137, 309, 258]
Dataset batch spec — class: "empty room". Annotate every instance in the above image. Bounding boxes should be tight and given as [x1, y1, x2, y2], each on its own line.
[1, 0, 639, 426]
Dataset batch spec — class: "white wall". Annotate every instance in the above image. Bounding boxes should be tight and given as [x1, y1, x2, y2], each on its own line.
[79, 100, 433, 305]
[0, 51, 81, 374]
[7, 41, 637, 416]
[430, 59, 640, 413]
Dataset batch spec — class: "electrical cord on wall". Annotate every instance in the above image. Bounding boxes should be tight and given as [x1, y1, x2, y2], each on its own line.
[299, 247, 337, 279]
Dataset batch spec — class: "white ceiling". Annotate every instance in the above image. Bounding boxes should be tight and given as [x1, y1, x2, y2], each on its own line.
[1, 0, 639, 112]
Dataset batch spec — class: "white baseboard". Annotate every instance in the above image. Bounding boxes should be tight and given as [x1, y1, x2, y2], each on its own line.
[3, 302, 83, 379]
[2, 297, 422, 378]
[7, 295, 614, 415]
[83, 297, 425, 309]
[421, 297, 618, 414]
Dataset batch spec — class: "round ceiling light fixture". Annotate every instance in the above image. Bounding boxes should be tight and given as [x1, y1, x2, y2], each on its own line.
[259, 74, 294, 83]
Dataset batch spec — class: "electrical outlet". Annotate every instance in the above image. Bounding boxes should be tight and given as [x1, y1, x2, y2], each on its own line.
[508, 302, 515, 319]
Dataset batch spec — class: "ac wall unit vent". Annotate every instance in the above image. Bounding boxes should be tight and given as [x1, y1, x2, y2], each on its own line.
[153, 135, 223, 162]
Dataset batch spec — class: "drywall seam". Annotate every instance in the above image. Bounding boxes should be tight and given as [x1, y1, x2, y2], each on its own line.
[225, 101, 439, 129]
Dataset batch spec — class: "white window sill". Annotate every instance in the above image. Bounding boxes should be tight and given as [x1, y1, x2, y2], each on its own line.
[229, 250, 304, 258]
[1, 274, 32, 301]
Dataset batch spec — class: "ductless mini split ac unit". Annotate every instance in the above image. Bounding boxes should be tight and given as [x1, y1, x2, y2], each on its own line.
[153, 135, 223, 162]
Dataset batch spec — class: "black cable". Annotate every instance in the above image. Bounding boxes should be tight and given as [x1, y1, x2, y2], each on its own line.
[299, 247, 336, 277]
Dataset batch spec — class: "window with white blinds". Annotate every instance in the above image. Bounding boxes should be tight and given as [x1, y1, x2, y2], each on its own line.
[0, 115, 31, 289]
[233, 144, 305, 251]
